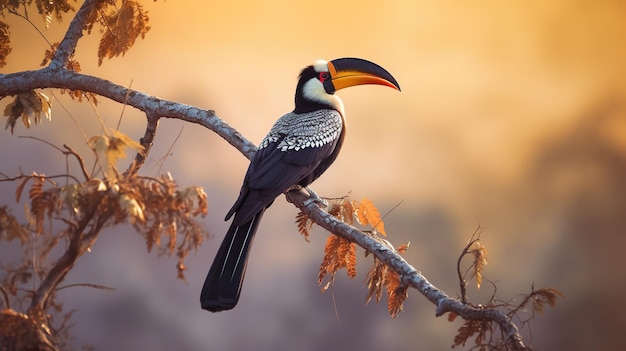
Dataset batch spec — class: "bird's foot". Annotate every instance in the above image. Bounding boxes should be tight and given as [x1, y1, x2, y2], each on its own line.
[303, 187, 328, 208]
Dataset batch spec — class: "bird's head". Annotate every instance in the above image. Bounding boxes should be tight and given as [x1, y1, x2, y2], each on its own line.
[294, 58, 401, 114]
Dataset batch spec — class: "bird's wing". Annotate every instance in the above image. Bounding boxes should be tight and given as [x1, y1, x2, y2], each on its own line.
[229, 110, 342, 225]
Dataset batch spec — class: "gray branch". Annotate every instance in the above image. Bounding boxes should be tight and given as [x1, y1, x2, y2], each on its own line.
[0, 67, 257, 159]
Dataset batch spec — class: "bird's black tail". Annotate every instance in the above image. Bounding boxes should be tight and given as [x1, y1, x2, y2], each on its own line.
[200, 210, 265, 312]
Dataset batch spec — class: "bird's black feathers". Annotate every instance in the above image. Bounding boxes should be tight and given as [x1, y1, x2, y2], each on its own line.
[201, 93, 345, 313]
[200, 210, 265, 312]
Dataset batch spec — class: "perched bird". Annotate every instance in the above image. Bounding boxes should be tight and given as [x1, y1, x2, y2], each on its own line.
[201, 58, 400, 312]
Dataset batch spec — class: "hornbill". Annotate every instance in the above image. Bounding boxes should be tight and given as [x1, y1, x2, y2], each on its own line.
[200, 58, 400, 312]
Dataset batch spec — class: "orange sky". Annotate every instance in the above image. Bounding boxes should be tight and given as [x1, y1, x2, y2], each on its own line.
[2, 1, 626, 350]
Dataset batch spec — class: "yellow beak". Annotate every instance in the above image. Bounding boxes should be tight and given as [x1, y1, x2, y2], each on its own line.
[325, 58, 401, 93]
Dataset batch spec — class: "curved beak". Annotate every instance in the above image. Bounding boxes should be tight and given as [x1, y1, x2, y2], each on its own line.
[324, 57, 401, 94]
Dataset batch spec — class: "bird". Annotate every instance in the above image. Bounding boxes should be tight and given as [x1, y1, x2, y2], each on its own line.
[200, 57, 400, 312]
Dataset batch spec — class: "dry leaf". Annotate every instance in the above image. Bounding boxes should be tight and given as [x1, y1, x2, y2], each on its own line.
[356, 198, 386, 236]
[0, 21, 12, 68]
[0, 206, 28, 244]
[118, 194, 145, 224]
[470, 241, 488, 289]
[98, 0, 150, 66]
[3, 91, 52, 134]
[34, 0, 75, 24]
[60, 183, 82, 215]
[89, 129, 144, 179]
[364, 257, 387, 305]
[295, 211, 313, 241]
[318, 235, 357, 289]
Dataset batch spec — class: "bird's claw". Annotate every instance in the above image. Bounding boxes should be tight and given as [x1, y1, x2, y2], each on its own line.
[303, 187, 328, 208]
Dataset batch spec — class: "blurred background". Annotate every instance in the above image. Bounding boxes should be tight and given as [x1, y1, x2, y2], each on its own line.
[2, 0, 625, 350]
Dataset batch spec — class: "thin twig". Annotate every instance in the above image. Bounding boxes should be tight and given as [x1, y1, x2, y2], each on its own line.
[0, 172, 82, 185]
[18, 135, 64, 153]
[116, 79, 134, 130]
[153, 126, 184, 176]
[63, 144, 91, 181]
[50, 91, 90, 145]
[457, 225, 483, 303]
[125, 111, 160, 176]
[15, 136, 90, 182]
[0, 285, 10, 308]
[56, 283, 115, 292]
[6, 7, 53, 47]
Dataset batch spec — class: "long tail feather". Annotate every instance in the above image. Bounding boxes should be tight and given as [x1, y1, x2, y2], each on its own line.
[200, 209, 265, 312]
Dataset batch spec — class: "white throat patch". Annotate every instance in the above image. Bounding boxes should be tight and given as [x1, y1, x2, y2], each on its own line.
[302, 79, 344, 116]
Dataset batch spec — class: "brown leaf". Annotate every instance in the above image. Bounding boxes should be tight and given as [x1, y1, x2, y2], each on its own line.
[531, 287, 565, 314]
[295, 211, 313, 242]
[470, 241, 488, 289]
[386, 270, 407, 318]
[60, 183, 81, 215]
[40, 42, 59, 67]
[396, 242, 410, 253]
[28, 174, 46, 234]
[177, 186, 208, 217]
[34, 0, 75, 24]
[119, 173, 208, 279]
[364, 257, 387, 305]
[452, 320, 483, 348]
[0, 21, 12, 68]
[318, 235, 342, 285]
[318, 235, 357, 289]
[0, 205, 28, 244]
[97, 0, 150, 66]
[118, 194, 145, 224]
[14, 176, 29, 203]
[2, 91, 51, 134]
[89, 129, 144, 179]
[346, 241, 357, 278]
[447, 312, 458, 322]
[340, 198, 356, 225]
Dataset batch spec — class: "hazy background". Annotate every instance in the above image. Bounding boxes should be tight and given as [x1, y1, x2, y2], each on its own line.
[2, 0, 626, 350]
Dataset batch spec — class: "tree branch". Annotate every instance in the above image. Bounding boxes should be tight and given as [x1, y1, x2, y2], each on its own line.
[49, 0, 101, 69]
[285, 188, 529, 351]
[27, 192, 105, 313]
[126, 111, 159, 175]
[0, 68, 257, 159]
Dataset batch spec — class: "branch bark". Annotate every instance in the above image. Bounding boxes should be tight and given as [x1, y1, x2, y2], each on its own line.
[0, 67, 257, 159]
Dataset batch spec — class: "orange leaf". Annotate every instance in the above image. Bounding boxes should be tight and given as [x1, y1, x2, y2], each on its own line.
[295, 211, 313, 242]
[318, 235, 357, 287]
[386, 270, 408, 318]
[357, 198, 386, 236]
[397, 242, 410, 253]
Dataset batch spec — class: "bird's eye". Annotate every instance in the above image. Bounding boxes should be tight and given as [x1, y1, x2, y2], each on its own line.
[318, 72, 330, 82]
